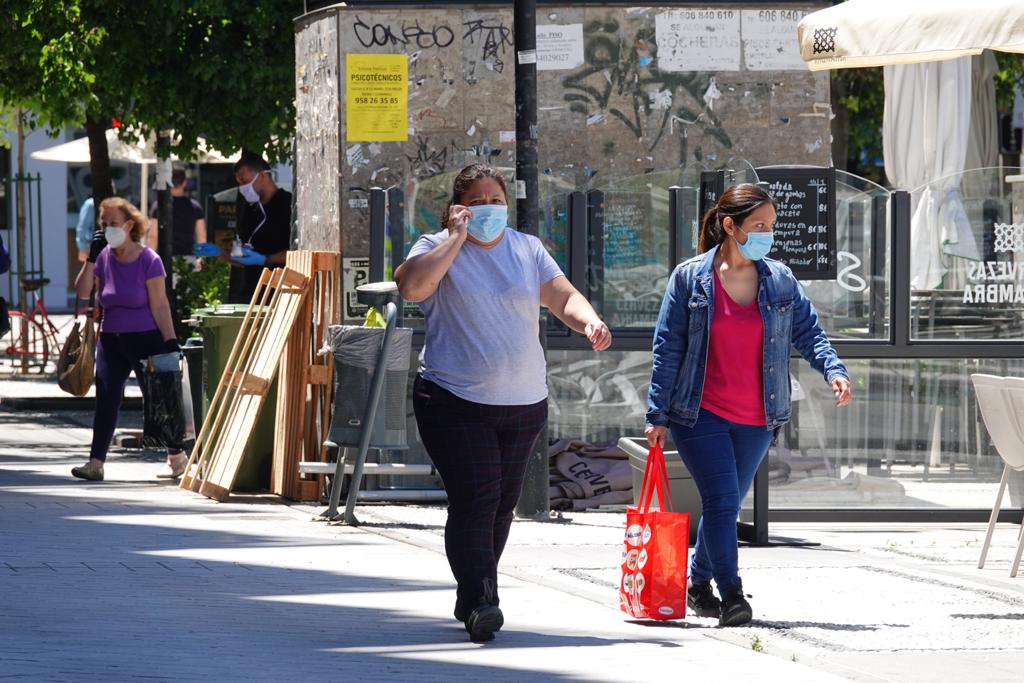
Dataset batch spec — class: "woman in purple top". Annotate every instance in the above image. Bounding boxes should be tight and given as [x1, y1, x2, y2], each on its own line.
[70, 197, 182, 481]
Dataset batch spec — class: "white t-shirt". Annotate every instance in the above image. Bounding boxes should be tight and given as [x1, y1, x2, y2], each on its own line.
[407, 228, 563, 405]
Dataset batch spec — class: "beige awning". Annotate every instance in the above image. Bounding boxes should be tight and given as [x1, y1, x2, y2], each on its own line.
[798, 0, 1024, 71]
[30, 129, 238, 164]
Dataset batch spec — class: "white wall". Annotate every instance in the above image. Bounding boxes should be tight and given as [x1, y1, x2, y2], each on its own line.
[3, 128, 70, 311]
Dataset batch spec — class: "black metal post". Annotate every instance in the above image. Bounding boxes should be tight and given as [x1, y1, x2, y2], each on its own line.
[513, 0, 547, 519]
[567, 191, 587, 295]
[586, 189, 605, 315]
[698, 170, 726, 224]
[369, 187, 386, 284]
[387, 187, 406, 326]
[891, 191, 912, 346]
[668, 185, 683, 269]
[156, 131, 174, 294]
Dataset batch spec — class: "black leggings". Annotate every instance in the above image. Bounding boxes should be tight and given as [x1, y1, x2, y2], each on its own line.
[412, 375, 547, 609]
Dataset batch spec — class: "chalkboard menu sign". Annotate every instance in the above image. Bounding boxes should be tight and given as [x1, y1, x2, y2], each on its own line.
[755, 167, 837, 280]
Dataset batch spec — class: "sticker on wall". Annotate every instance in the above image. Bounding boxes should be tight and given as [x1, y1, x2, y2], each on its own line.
[536, 24, 584, 71]
[656, 9, 741, 72]
[346, 53, 408, 142]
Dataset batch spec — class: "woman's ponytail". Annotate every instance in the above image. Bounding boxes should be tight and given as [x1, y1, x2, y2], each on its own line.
[699, 206, 722, 254]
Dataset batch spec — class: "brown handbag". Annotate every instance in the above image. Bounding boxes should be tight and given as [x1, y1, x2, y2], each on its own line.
[57, 289, 97, 397]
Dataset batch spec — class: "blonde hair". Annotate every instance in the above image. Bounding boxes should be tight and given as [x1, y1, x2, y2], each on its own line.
[99, 196, 148, 243]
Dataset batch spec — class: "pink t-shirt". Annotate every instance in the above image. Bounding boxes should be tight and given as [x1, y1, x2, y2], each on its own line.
[94, 246, 165, 333]
[700, 270, 766, 426]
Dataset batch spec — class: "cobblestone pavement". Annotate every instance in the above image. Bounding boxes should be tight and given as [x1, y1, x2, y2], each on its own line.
[2, 407, 1023, 682]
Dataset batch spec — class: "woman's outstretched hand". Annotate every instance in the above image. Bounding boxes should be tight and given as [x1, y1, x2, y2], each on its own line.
[585, 319, 612, 351]
[832, 376, 852, 407]
[645, 424, 667, 448]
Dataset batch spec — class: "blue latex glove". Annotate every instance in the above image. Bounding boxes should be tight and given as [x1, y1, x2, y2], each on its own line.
[231, 246, 268, 267]
[193, 242, 222, 257]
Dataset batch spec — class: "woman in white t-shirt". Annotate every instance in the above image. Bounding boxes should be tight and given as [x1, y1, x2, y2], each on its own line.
[396, 164, 611, 642]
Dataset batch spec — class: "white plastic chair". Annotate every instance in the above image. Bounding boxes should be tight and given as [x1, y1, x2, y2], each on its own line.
[971, 374, 1024, 577]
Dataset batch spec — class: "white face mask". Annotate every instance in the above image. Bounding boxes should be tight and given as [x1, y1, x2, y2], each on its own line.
[104, 225, 129, 249]
[239, 171, 262, 204]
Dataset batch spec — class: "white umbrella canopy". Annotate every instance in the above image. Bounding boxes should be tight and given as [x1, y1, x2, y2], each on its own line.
[798, 0, 1024, 71]
[29, 129, 238, 164]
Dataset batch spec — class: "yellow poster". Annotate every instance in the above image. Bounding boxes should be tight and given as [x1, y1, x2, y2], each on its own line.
[346, 54, 408, 142]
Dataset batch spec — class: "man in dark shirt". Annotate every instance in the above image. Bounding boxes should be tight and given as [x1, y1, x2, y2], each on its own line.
[149, 169, 206, 256]
[194, 154, 292, 304]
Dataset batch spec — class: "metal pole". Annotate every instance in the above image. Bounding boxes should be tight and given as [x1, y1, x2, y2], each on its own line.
[668, 185, 683, 270]
[586, 189, 605, 315]
[513, 0, 548, 519]
[336, 300, 398, 524]
[369, 187, 386, 284]
[387, 187, 406, 326]
[891, 191, 912, 346]
[156, 131, 174, 295]
[567, 191, 587, 295]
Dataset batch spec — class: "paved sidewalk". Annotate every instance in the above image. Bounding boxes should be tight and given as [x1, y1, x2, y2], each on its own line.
[2, 407, 1023, 682]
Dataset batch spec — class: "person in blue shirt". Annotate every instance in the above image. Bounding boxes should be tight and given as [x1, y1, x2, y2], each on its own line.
[75, 197, 96, 262]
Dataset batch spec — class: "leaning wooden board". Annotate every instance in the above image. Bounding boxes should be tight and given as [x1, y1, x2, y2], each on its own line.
[181, 266, 310, 501]
[271, 250, 339, 500]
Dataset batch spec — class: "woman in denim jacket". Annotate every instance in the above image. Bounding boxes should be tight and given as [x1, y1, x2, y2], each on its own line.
[645, 183, 851, 627]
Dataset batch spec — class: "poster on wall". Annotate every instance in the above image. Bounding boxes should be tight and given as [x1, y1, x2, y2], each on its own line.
[536, 24, 584, 71]
[655, 9, 741, 72]
[346, 53, 408, 142]
[741, 10, 810, 71]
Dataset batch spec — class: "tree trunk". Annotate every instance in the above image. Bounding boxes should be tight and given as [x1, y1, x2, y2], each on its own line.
[831, 72, 850, 172]
[85, 117, 113, 216]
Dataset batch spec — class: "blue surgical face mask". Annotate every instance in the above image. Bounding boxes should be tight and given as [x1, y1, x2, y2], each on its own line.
[466, 204, 508, 243]
[735, 227, 774, 261]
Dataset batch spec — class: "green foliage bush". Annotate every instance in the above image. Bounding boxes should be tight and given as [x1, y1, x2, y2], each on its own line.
[171, 256, 229, 339]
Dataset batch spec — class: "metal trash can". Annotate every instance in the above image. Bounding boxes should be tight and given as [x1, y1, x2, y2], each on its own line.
[325, 324, 413, 449]
[181, 337, 204, 432]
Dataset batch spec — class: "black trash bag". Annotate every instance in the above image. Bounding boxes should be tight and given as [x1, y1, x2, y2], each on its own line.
[140, 368, 188, 450]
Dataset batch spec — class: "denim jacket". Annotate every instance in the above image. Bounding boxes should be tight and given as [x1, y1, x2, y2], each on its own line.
[646, 246, 849, 430]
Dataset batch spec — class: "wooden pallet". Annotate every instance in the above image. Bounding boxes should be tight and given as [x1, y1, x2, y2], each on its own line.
[180, 266, 310, 501]
[271, 250, 339, 500]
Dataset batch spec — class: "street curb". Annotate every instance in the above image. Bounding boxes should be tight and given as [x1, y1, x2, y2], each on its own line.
[0, 396, 143, 411]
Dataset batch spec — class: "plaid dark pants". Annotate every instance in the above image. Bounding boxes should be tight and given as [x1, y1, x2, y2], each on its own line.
[413, 375, 547, 611]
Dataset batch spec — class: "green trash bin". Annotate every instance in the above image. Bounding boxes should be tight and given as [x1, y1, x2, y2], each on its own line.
[189, 304, 277, 492]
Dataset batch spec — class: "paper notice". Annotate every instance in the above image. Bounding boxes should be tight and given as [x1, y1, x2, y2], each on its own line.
[741, 9, 810, 71]
[346, 54, 408, 142]
[536, 24, 584, 71]
[656, 9, 741, 72]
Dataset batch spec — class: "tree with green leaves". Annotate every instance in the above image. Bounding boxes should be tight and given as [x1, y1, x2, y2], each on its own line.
[0, 0, 300, 214]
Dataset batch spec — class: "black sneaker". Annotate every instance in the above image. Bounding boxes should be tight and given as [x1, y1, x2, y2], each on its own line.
[686, 581, 721, 618]
[719, 583, 753, 627]
[465, 603, 504, 642]
[454, 598, 471, 623]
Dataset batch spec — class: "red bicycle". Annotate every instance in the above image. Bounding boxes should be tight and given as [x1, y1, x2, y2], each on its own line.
[5, 277, 62, 373]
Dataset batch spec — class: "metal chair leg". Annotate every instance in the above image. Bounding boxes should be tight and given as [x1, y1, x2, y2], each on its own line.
[979, 464, 1009, 569]
[1012, 510, 1024, 578]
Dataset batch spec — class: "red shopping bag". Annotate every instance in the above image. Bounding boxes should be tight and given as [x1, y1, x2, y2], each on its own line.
[619, 442, 689, 620]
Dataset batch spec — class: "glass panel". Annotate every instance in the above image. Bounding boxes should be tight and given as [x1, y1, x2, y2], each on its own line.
[759, 167, 891, 340]
[596, 163, 761, 330]
[547, 350, 1017, 512]
[910, 167, 1024, 340]
[547, 349, 652, 443]
[776, 357, 1019, 510]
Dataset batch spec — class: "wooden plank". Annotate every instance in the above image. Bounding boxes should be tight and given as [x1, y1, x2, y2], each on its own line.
[182, 266, 310, 501]
[181, 269, 274, 491]
[271, 250, 339, 500]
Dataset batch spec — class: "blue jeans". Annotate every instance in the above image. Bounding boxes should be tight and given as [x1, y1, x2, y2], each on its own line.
[669, 409, 773, 595]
